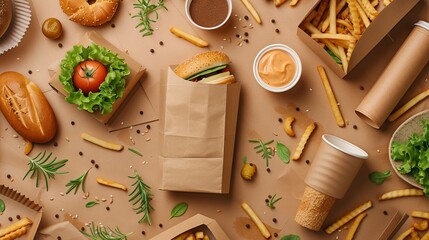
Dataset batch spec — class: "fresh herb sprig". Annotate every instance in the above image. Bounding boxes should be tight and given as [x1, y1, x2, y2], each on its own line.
[132, 0, 168, 37]
[80, 222, 131, 240]
[369, 170, 391, 185]
[129, 171, 154, 225]
[23, 151, 68, 191]
[249, 139, 274, 167]
[128, 147, 143, 157]
[170, 202, 188, 219]
[65, 168, 91, 194]
[266, 193, 282, 209]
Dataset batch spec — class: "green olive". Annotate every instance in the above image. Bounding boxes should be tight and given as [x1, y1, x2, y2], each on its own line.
[42, 18, 63, 40]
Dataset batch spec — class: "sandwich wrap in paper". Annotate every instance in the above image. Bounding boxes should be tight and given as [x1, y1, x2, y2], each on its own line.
[159, 67, 240, 193]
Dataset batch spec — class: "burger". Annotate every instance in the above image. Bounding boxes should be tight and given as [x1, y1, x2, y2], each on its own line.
[173, 51, 235, 84]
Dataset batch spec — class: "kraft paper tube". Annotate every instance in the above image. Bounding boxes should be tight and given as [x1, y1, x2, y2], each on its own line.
[356, 21, 429, 129]
[295, 135, 368, 231]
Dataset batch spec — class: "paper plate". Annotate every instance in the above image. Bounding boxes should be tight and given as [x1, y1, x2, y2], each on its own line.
[388, 110, 429, 189]
[0, 0, 32, 55]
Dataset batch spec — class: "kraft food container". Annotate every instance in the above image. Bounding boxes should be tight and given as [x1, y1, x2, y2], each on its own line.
[49, 31, 146, 124]
[150, 214, 230, 240]
[355, 20, 429, 129]
[295, 134, 368, 231]
[0, 184, 43, 240]
[297, 0, 421, 78]
[253, 44, 302, 93]
[185, 0, 232, 30]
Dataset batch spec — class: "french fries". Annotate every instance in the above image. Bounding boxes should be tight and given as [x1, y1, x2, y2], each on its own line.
[412, 211, 429, 220]
[24, 140, 32, 155]
[289, 0, 300, 6]
[292, 122, 317, 160]
[173, 231, 211, 240]
[388, 88, 429, 122]
[241, 202, 271, 239]
[283, 116, 296, 137]
[396, 227, 414, 240]
[81, 133, 124, 151]
[240, 0, 261, 24]
[170, 27, 209, 48]
[274, 0, 286, 7]
[413, 219, 429, 231]
[379, 188, 424, 200]
[96, 178, 127, 191]
[345, 212, 367, 240]
[0, 217, 32, 240]
[317, 65, 345, 127]
[325, 200, 372, 234]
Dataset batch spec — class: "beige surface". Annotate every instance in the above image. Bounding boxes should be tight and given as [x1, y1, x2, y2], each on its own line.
[0, 0, 428, 239]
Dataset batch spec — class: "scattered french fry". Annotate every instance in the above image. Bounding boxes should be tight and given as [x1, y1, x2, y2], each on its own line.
[379, 189, 424, 200]
[413, 219, 429, 231]
[345, 212, 367, 240]
[170, 27, 209, 48]
[412, 211, 429, 220]
[382, 0, 391, 6]
[0, 217, 32, 238]
[325, 200, 372, 234]
[289, 0, 300, 6]
[396, 227, 414, 240]
[240, 0, 261, 24]
[241, 202, 271, 239]
[317, 65, 345, 127]
[388, 88, 429, 122]
[0, 226, 27, 240]
[96, 178, 127, 191]
[422, 230, 429, 240]
[292, 122, 317, 160]
[283, 116, 296, 137]
[274, 0, 286, 7]
[24, 140, 32, 155]
[81, 133, 123, 151]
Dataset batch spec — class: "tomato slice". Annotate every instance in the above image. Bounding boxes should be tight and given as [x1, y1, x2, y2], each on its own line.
[73, 60, 107, 95]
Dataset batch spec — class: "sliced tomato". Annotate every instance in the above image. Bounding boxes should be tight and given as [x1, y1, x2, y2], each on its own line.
[73, 60, 107, 95]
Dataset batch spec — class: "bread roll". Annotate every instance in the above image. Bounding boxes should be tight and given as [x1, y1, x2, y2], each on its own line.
[0, 0, 13, 38]
[0, 72, 57, 143]
[59, 0, 119, 26]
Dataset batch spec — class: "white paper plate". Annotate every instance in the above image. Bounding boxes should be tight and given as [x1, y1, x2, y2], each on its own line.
[388, 110, 429, 189]
[0, 0, 32, 55]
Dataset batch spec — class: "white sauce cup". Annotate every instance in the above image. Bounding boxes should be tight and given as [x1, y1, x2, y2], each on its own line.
[185, 0, 232, 30]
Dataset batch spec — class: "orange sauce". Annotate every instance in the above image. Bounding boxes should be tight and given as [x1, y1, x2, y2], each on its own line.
[258, 50, 296, 87]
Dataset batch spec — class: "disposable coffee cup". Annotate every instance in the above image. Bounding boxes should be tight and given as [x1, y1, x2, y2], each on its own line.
[355, 20, 429, 129]
[185, 0, 232, 30]
[295, 134, 368, 231]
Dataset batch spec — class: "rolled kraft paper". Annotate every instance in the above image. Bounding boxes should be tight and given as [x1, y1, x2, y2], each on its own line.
[295, 186, 336, 231]
[356, 21, 429, 129]
[305, 135, 368, 199]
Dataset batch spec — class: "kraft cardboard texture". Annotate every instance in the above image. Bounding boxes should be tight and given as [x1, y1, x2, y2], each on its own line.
[159, 67, 241, 193]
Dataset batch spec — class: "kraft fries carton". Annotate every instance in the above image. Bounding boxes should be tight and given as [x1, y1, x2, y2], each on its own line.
[150, 214, 230, 240]
[0, 184, 43, 240]
[297, 0, 421, 78]
[49, 31, 146, 124]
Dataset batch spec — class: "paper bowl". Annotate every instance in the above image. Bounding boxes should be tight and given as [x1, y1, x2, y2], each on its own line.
[0, 0, 32, 55]
[185, 0, 232, 30]
[253, 44, 302, 93]
[388, 110, 429, 189]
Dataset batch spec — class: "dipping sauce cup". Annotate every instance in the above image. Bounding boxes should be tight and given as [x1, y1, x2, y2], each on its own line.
[185, 0, 232, 30]
[253, 44, 302, 93]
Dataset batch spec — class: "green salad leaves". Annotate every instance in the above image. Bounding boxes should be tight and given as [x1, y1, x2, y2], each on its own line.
[391, 120, 429, 195]
[59, 44, 130, 114]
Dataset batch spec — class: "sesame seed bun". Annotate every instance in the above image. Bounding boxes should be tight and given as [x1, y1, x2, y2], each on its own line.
[174, 51, 231, 79]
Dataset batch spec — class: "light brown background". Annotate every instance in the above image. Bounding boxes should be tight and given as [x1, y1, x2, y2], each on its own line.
[0, 0, 428, 239]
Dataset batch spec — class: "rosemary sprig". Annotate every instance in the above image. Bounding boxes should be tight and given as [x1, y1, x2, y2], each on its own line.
[128, 171, 154, 225]
[23, 151, 68, 191]
[249, 139, 274, 167]
[80, 222, 131, 240]
[266, 193, 282, 209]
[132, 0, 168, 37]
[128, 147, 143, 157]
[65, 168, 91, 195]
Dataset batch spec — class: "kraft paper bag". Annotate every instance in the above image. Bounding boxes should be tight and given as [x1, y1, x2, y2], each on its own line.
[159, 67, 240, 194]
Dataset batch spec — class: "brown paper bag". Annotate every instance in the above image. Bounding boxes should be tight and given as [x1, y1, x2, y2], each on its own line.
[159, 67, 240, 194]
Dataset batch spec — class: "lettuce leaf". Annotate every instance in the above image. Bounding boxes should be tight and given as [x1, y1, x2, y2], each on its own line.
[391, 120, 429, 195]
[59, 44, 130, 114]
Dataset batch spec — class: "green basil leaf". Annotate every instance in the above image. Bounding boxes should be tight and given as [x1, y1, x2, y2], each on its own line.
[276, 142, 290, 164]
[0, 198, 5, 213]
[281, 234, 300, 240]
[369, 170, 391, 185]
[170, 202, 188, 219]
[85, 201, 99, 208]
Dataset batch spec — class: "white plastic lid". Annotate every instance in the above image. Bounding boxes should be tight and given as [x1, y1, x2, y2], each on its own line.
[415, 20, 429, 31]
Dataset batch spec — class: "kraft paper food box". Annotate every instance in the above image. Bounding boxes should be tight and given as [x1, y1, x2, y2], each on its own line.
[0, 184, 43, 240]
[49, 31, 145, 124]
[150, 214, 230, 240]
[297, 0, 421, 78]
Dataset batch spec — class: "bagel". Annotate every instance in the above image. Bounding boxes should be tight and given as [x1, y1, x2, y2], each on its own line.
[59, 0, 119, 26]
[0, 0, 13, 38]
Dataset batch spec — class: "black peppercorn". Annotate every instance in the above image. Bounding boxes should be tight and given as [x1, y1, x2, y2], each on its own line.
[275, 29, 280, 33]
[28, 70, 32, 74]
[150, 49, 155, 53]
[245, 223, 250, 228]
[58, 43, 63, 48]
[244, 15, 249, 20]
